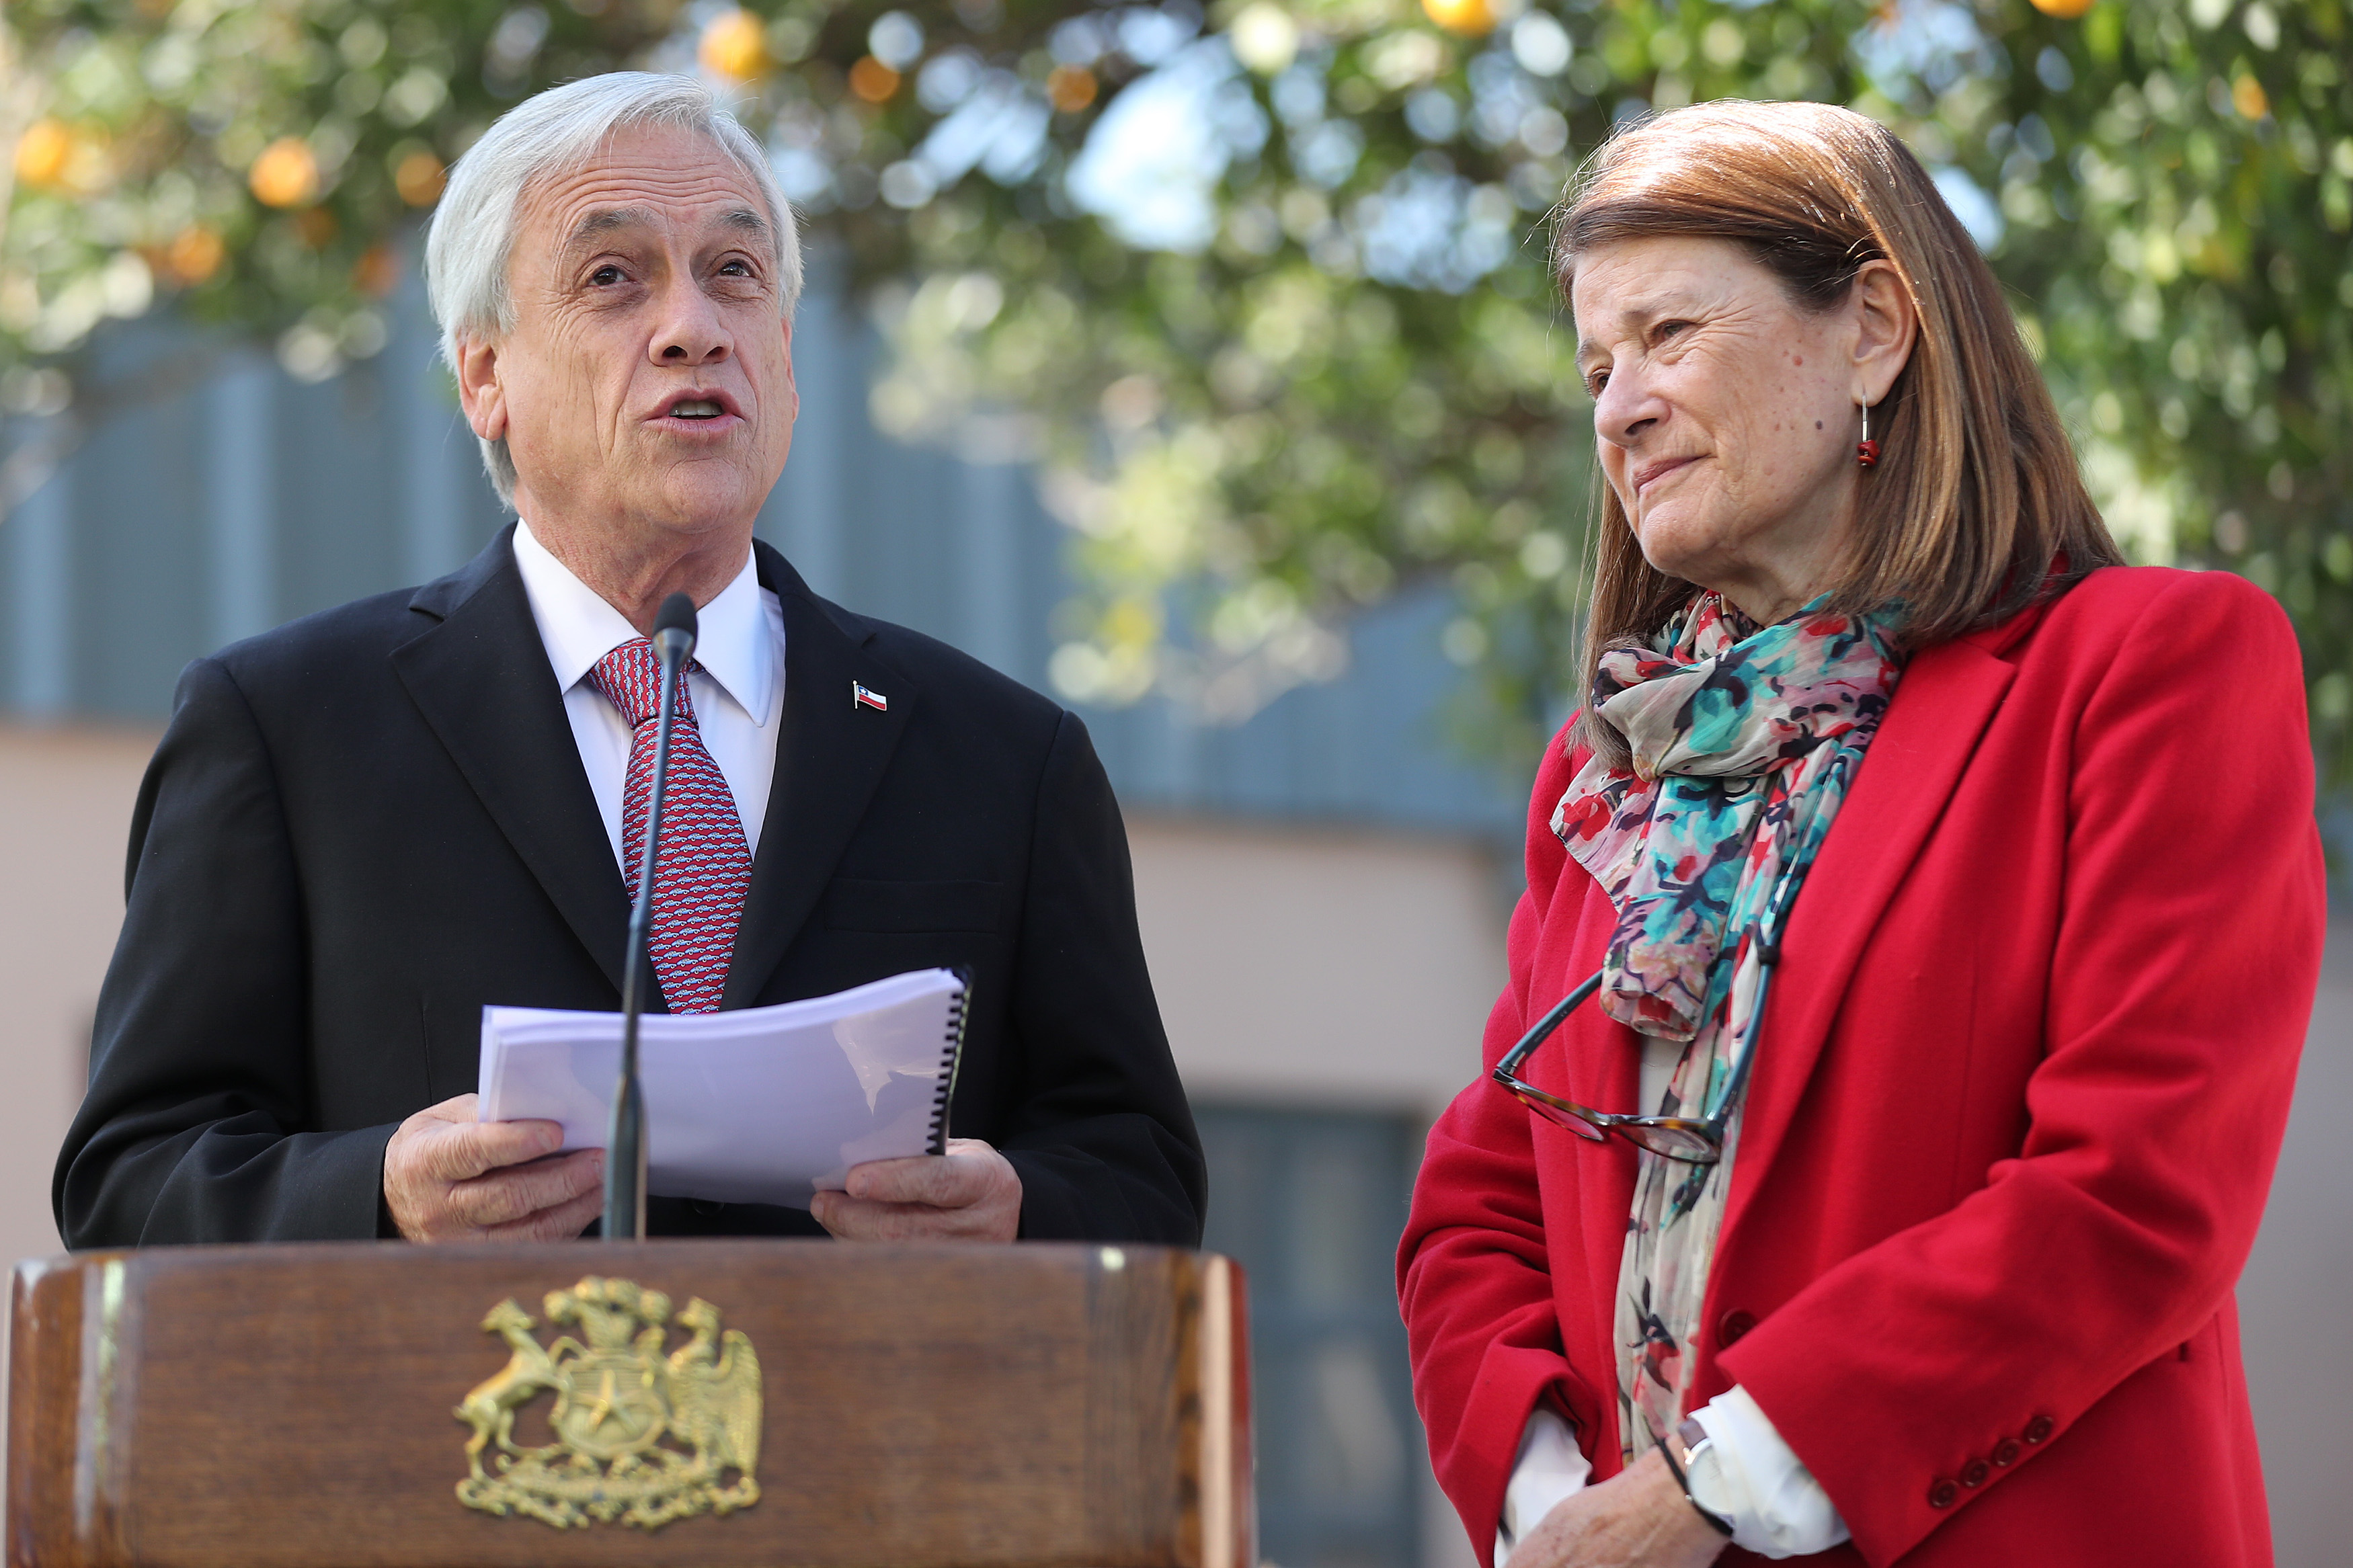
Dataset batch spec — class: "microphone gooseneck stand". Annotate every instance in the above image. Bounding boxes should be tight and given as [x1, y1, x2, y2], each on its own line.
[603, 591, 699, 1242]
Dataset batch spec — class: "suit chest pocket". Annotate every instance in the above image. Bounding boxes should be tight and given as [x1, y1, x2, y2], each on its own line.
[817, 878, 1004, 934]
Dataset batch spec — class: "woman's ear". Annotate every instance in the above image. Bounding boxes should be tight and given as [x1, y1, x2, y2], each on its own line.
[1849, 259, 1918, 409]
[452, 335, 507, 442]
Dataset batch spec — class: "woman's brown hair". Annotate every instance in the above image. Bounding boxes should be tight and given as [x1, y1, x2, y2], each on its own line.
[1554, 100, 2122, 766]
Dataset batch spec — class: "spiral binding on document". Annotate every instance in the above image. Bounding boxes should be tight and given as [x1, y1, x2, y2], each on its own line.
[928, 971, 973, 1157]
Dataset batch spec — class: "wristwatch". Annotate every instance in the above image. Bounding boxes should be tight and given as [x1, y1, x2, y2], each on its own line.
[1667, 1416, 1737, 1538]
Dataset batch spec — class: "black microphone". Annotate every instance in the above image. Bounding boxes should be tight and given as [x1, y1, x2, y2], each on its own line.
[604, 590, 698, 1242]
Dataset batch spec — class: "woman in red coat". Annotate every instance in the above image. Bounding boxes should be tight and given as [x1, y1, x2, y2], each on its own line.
[1396, 101, 2325, 1568]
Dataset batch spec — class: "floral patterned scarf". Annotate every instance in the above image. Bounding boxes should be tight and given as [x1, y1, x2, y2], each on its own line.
[1549, 591, 1903, 1464]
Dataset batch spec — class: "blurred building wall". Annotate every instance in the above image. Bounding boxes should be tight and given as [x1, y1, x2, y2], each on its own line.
[2240, 930, 2352, 1568]
[0, 723, 155, 1266]
[1130, 817, 1501, 1112]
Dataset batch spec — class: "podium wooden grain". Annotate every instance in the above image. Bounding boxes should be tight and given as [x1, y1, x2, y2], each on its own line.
[5, 1241, 1252, 1568]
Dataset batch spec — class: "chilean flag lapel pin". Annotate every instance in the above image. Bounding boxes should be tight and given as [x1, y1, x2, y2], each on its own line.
[852, 680, 889, 712]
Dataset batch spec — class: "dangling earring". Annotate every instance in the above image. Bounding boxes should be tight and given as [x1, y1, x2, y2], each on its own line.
[1856, 402, 1880, 469]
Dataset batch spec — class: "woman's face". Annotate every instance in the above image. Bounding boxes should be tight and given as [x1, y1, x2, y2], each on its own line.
[1570, 234, 1911, 622]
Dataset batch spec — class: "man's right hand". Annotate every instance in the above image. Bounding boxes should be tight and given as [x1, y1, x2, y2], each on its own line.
[384, 1094, 604, 1242]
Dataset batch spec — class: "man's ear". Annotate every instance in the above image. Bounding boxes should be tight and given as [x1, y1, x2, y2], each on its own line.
[452, 335, 507, 442]
[1849, 259, 1919, 409]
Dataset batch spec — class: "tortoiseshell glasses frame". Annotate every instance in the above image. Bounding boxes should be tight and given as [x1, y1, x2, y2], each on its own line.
[1488, 964, 1771, 1165]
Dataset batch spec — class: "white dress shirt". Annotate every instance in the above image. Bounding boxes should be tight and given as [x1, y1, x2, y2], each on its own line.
[510, 520, 786, 871]
[1494, 1038, 1849, 1563]
[1496, 1394, 1847, 1563]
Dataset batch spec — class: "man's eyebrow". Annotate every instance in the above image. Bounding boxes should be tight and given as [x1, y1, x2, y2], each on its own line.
[557, 204, 772, 257]
[563, 207, 655, 250]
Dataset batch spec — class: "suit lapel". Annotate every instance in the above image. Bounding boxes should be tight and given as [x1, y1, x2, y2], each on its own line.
[720, 544, 918, 1007]
[392, 528, 632, 997]
[1716, 630, 2020, 1247]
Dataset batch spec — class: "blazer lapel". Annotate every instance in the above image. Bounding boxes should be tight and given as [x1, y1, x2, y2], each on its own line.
[391, 528, 632, 996]
[1716, 627, 2023, 1246]
[720, 544, 918, 1007]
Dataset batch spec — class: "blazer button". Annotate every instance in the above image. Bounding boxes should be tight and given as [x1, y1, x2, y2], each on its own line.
[1960, 1458, 1990, 1488]
[1927, 1479, 1959, 1510]
[689, 1198, 726, 1215]
[2023, 1415, 2056, 1444]
[1716, 1309, 1757, 1346]
[1991, 1438, 2022, 1467]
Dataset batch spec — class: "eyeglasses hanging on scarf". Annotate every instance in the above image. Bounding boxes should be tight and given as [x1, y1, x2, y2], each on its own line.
[1489, 855, 1812, 1165]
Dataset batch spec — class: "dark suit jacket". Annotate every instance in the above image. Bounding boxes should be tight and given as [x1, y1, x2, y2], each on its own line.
[57, 530, 1204, 1247]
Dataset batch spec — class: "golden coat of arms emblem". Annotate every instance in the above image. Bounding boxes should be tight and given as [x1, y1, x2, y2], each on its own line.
[452, 1275, 762, 1529]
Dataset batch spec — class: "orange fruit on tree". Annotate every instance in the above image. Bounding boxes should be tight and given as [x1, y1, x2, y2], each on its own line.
[2028, 0, 2096, 17]
[699, 11, 768, 81]
[354, 243, 401, 297]
[13, 118, 73, 190]
[1047, 66, 1098, 113]
[164, 225, 225, 284]
[249, 138, 319, 208]
[1422, 0, 1497, 34]
[394, 149, 445, 206]
[848, 56, 901, 102]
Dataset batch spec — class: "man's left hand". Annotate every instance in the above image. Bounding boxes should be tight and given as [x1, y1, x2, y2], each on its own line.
[1511, 1448, 1730, 1568]
[811, 1137, 1022, 1241]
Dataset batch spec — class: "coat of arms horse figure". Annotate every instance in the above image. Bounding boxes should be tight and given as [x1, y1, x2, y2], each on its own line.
[452, 1276, 763, 1530]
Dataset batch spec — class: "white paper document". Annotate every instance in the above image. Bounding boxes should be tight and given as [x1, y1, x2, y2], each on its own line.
[477, 968, 967, 1210]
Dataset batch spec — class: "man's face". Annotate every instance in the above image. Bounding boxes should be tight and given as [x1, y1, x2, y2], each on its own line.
[460, 124, 797, 541]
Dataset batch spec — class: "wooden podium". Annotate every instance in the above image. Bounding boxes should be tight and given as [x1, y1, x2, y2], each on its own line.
[5, 1241, 1251, 1568]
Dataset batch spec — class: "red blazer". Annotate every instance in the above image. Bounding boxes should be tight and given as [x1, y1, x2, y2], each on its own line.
[1398, 567, 2325, 1567]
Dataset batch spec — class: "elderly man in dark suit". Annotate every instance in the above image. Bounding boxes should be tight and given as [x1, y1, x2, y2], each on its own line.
[56, 73, 1203, 1249]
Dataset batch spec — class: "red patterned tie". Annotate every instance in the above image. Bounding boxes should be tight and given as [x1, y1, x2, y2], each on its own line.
[588, 641, 752, 1014]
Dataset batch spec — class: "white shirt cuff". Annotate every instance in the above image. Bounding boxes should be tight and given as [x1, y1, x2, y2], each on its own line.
[1689, 1385, 1850, 1558]
[1494, 1407, 1590, 1567]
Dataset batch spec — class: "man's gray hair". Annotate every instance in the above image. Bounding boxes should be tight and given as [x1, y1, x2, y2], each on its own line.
[424, 72, 803, 508]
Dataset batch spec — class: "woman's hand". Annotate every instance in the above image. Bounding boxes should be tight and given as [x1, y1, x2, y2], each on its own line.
[1513, 1449, 1730, 1568]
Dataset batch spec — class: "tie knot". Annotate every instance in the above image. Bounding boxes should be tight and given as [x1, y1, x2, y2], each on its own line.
[588, 640, 700, 729]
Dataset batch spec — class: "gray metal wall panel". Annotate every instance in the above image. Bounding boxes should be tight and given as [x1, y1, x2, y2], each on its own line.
[73, 347, 208, 719]
[276, 367, 407, 618]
